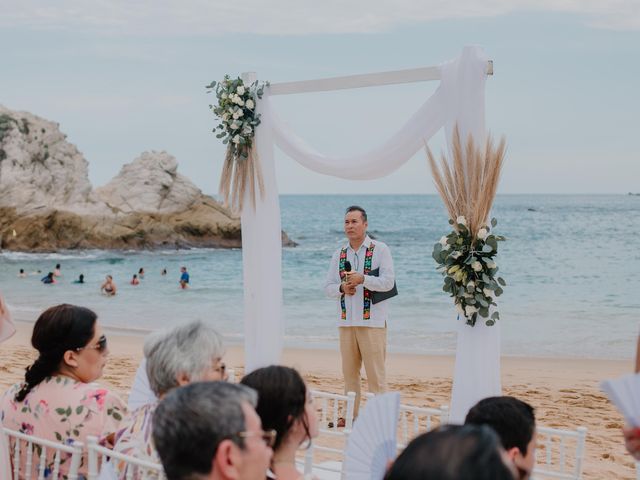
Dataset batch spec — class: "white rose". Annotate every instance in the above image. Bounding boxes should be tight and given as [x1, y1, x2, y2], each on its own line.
[463, 292, 473, 299]
[232, 95, 241, 104]
[221, 92, 228, 99]
[232, 110, 243, 120]
[471, 261, 483, 272]
[243, 126, 253, 135]
[465, 305, 478, 316]
[467, 281, 475, 289]
[450, 251, 462, 259]
[456, 303, 465, 315]
[246, 99, 255, 109]
[236, 85, 245, 95]
[483, 288, 493, 298]
[477, 228, 488, 240]
[232, 134, 241, 144]
[485, 260, 497, 269]
[230, 122, 240, 130]
[456, 215, 467, 226]
[237, 98, 244, 106]
[222, 113, 229, 122]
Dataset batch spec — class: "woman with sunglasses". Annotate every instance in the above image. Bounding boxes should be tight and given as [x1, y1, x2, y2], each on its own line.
[0, 304, 125, 478]
[112, 320, 227, 479]
[241, 366, 320, 480]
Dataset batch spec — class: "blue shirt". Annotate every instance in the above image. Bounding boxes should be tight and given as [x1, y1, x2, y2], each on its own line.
[180, 272, 189, 283]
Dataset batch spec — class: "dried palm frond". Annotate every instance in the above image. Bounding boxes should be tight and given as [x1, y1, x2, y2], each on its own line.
[426, 125, 506, 239]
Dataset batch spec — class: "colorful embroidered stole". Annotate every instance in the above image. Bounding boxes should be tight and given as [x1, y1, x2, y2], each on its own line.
[339, 243, 375, 321]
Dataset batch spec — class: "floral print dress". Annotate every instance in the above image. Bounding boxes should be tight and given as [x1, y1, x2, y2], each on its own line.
[1, 375, 126, 479]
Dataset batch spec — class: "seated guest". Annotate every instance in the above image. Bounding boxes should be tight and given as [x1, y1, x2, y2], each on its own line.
[153, 381, 274, 480]
[113, 321, 227, 478]
[465, 396, 537, 480]
[241, 366, 319, 480]
[384, 424, 516, 480]
[1, 304, 125, 478]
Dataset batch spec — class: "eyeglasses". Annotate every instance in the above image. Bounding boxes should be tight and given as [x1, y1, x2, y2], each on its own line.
[76, 335, 108, 353]
[234, 429, 277, 448]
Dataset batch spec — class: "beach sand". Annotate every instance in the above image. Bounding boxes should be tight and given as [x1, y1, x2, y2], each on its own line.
[0, 322, 634, 479]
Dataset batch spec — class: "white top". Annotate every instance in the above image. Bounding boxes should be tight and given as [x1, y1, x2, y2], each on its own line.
[324, 236, 395, 328]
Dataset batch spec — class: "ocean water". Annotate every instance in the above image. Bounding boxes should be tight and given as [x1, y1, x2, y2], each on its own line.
[0, 195, 638, 359]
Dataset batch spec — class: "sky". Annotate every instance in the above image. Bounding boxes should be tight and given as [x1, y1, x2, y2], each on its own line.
[1, 1, 639, 195]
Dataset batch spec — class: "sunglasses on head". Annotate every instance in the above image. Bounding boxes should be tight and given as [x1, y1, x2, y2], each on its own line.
[76, 334, 108, 353]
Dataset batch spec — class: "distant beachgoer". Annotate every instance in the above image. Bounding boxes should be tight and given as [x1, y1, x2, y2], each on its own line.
[131, 274, 140, 286]
[161, 268, 167, 276]
[138, 268, 145, 279]
[73, 274, 85, 284]
[53, 263, 62, 277]
[18, 269, 26, 278]
[179, 267, 189, 289]
[41, 272, 56, 285]
[101, 275, 117, 296]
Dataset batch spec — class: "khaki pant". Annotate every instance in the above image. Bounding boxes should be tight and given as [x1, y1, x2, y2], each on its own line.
[339, 326, 387, 416]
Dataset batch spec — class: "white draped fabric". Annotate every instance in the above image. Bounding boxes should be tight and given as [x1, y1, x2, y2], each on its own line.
[241, 46, 501, 418]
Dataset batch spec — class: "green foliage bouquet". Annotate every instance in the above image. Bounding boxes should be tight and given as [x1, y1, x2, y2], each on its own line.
[432, 216, 505, 326]
[427, 126, 507, 326]
[206, 76, 269, 211]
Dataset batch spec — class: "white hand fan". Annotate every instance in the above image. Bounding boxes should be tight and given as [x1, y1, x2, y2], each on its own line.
[344, 392, 400, 480]
[127, 360, 158, 411]
[601, 373, 640, 427]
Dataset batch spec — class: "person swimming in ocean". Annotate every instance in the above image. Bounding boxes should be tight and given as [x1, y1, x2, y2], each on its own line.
[179, 266, 189, 289]
[18, 269, 26, 278]
[53, 264, 62, 277]
[73, 274, 85, 284]
[138, 267, 145, 279]
[41, 272, 56, 285]
[101, 275, 117, 296]
[131, 274, 140, 286]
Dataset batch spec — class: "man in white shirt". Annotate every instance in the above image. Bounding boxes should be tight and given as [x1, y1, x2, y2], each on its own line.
[324, 206, 395, 416]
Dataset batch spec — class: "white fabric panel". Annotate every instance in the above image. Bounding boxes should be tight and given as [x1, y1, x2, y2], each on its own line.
[266, 89, 445, 179]
[449, 319, 502, 423]
[241, 47, 501, 407]
[241, 103, 284, 373]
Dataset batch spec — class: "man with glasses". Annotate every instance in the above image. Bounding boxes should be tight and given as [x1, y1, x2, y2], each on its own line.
[324, 205, 396, 418]
[153, 382, 274, 480]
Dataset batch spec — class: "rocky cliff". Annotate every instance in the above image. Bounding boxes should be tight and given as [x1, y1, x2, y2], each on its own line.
[0, 105, 293, 251]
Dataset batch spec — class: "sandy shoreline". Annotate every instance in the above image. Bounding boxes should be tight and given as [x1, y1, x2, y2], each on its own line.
[0, 323, 635, 479]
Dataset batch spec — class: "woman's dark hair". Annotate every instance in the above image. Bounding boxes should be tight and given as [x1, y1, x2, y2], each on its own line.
[240, 366, 310, 451]
[384, 424, 515, 480]
[15, 304, 97, 402]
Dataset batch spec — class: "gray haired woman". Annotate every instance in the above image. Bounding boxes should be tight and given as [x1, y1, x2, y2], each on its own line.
[112, 321, 226, 478]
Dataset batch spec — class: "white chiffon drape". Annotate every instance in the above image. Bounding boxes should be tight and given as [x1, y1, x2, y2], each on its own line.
[241, 46, 501, 419]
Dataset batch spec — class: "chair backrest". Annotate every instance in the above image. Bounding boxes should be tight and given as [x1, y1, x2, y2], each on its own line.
[396, 402, 450, 449]
[364, 392, 449, 450]
[532, 426, 587, 480]
[3, 427, 84, 480]
[86, 436, 166, 480]
[300, 390, 356, 479]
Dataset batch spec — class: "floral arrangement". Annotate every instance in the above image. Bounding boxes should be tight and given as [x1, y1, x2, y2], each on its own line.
[206, 76, 269, 211]
[426, 126, 507, 326]
[432, 216, 506, 326]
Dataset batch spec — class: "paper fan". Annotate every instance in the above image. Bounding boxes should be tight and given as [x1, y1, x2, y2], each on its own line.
[127, 360, 158, 411]
[344, 392, 400, 480]
[601, 373, 640, 427]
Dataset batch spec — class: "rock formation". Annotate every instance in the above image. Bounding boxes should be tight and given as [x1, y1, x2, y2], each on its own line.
[0, 105, 294, 251]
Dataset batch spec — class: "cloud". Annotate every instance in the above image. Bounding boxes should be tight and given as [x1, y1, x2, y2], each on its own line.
[1, 0, 639, 35]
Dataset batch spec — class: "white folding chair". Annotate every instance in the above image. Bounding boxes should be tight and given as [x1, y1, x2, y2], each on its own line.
[3, 427, 84, 480]
[86, 435, 166, 480]
[532, 426, 587, 480]
[364, 392, 449, 450]
[396, 402, 450, 449]
[299, 390, 356, 480]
